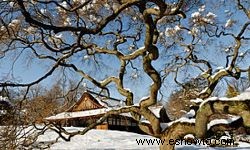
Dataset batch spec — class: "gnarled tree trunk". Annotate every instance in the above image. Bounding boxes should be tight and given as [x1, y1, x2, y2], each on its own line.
[160, 122, 195, 150]
[196, 99, 250, 138]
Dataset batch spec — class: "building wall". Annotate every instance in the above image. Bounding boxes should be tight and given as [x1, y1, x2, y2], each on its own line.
[71, 94, 103, 111]
[73, 98, 97, 111]
[96, 123, 108, 130]
[52, 115, 142, 133]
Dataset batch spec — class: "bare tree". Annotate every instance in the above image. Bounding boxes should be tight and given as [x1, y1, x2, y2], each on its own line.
[166, 78, 207, 119]
[0, 0, 250, 149]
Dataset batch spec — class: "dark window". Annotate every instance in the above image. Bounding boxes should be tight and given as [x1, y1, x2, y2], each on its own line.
[121, 119, 127, 126]
[116, 118, 120, 125]
[108, 117, 112, 125]
[131, 122, 137, 126]
[112, 118, 116, 125]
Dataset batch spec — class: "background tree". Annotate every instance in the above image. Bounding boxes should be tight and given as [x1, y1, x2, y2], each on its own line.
[166, 77, 207, 119]
[23, 80, 86, 123]
[0, 0, 250, 150]
[225, 84, 239, 98]
[225, 76, 250, 98]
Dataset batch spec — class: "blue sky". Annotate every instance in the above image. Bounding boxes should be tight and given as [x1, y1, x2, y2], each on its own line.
[0, 0, 249, 102]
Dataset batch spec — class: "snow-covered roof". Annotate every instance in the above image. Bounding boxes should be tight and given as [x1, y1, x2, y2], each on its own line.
[47, 103, 163, 121]
[96, 98, 125, 108]
[47, 92, 135, 121]
[45, 108, 132, 120]
[46, 108, 107, 120]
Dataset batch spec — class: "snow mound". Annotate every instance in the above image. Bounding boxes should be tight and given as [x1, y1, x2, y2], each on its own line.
[207, 115, 241, 130]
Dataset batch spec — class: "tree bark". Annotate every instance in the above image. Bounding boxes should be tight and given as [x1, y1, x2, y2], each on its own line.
[196, 99, 250, 138]
[160, 122, 195, 150]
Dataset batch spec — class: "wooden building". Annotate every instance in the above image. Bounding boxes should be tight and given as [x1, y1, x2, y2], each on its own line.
[45, 92, 143, 133]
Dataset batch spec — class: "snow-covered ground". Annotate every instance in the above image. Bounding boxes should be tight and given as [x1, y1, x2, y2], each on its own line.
[1, 125, 249, 149]
[37, 127, 158, 150]
[32, 127, 250, 150]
